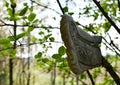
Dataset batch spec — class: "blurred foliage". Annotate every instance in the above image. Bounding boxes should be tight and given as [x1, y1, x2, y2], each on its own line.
[0, 0, 119, 85]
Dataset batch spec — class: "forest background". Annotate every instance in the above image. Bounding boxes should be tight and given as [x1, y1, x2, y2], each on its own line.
[0, 0, 120, 85]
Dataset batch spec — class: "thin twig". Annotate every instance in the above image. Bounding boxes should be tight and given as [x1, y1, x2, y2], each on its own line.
[92, 0, 120, 34]
[87, 70, 95, 85]
[31, 0, 61, 15]
[56, 0, 64, 14]
[0, 19, 6, 24]
[111, 41, 120, 53]
[102, 36, 120, 56]
[0, 41, 63, 52]
[117, 0, 120, 11]
[0, 24, 59, 29]
[107, 33, 120, 53]
[75, 75, 79, 85]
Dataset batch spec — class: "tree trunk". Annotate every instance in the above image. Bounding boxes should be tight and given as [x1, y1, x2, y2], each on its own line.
[9, 58, 13, 85]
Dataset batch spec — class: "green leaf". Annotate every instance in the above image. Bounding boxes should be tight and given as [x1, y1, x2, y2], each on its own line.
[23, 3, 28, 6]
[80, 73, 87, 79]
[52, 54, 60, 59]
[29, 7, 33, 12]
[8, 32, 25, 41]
[42, 58, 49, 63]
[31, 36, 37, 42]
[58, 46, 66, 56]
[13, 13, 20, 21]
[44, 34, 52, 40]
[63, 7, 68, 13]
[75, 21, 80, 26]
[11, 2, 16, 8]
[8, 36, 15, 41]
[10, 0, 14, 3]
[102, 21, 111, 33]
[83, 6, 92, 14]
[52, 54, 64, 62]
[5, 1, 9, 7]
[68, 12, 74, 15]
[33, 19, 39, 23]
[7, 8, 13, 16]
[28, 13, 36, 21]
[93, 12, 99, 20]
[0, 39, 10, 44]
[27, 26, 34, 32]
[39, 31, 44, 35]
[19, 6, 28, 16]
[16, 32, 26, 39]
[49, 37, 54, 42]
[35, 52, 42, 58]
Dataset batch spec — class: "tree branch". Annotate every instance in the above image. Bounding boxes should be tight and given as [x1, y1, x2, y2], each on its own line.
[31, 0, 61, 15]
[0, 24, 59, 29]
[87, 70, 95, 85]
[107, 33, 120, 54]
[117, 0, 120, 11]
[92, 0, 120, 34]
[0, 41, 63, 52]
[102, 36, 120, 56]
[102, 57, 120, 84]
[56, 0, 64, 14]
